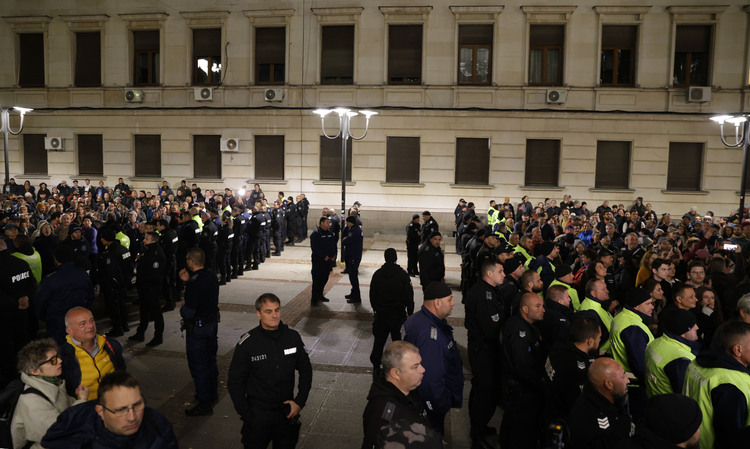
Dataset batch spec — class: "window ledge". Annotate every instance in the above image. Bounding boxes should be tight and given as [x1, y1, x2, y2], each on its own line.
[20, 174, 50, 179]
[661, 189, 710, 195]
[186, 178, 224, 183]
[450, 184, 495, 189]
[313, 180, 356, 186]
[129, 177, 163, 182]
[380, 182, 425, 188]
[589, 187, 636, 193]
[247, 179, 287, 185]
[519, 185, 566, 191]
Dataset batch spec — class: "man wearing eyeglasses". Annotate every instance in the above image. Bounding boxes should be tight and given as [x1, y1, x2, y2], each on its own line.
[42, 371, 178, 448]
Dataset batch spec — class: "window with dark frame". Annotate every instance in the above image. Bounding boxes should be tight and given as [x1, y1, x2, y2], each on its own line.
[667, 142, 703, 191]
[133, 30, 159, 86]
[23, 134, 47, 175]
[193, 135, 222, 179]
[78, 134, 103, 176]
[388, 25, 422, 85]
[134, 135, 161, 178]
[525, 139, 560, 186]
[193, 28, 222, 85]
[600, 25, 636, 86]
[595, 141, 631, 189]
[255, 135, 285, 180]
[320, 136, 352, 181]
[18, 33, 45, 88]
[673, 25, 711, 87]
[321, 25, 354, 85]
[255, 27, 285, 85]
[458, 25, 492, 85]
[455, 138, 490, 185]
[386, 137, 420, 183]
[529, 25, 564, 86]
[74, 32, 101, 87]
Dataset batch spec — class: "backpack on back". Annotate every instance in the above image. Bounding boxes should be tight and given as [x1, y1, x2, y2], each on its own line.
[0, 378, 50, 449]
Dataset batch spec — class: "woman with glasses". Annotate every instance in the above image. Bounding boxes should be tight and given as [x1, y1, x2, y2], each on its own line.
[11, 338, 88, 449]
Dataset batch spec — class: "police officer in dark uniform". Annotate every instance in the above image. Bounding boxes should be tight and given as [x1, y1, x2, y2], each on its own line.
[99, 228, 133, 337]
[271, 200, 285, 255]
[217, 213, 234, 285]
[298, 193, 310, 241]
[420, 211, 438, 245]
[310, 216, 337, 304]
[245, 207, 262, 271]
[156, 219, 178, 311]
[62, 223, 92, 274]
[464, 258, 506, 448]
[129, 231, 166, 347]
[260, 205, 271, 261]
[343, 216, 363, 303]
[406, 214, 421, 276]
[200, 210, 218, 271]
[500, 292, 546, 449]
[231, 207, 246, 277]
[181, 247, 220, 416]
[227, 293, 312, 449]
[418, 231, 444, 287]
[176, 210, 200, 302]
[285, 197, 296, 246]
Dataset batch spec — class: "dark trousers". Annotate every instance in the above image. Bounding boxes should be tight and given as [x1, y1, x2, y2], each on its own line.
[370, 315, 404, 367]
[499, 383, 542, 449]
[295, 216, 305, 240]
[468, 343, 500, 440]
[311, 260, 331, 301]
[346, 257, 361, 298]
[286, 219, 296, 242]
[186, 322, 219, 404]
[162, 258, 176, 304]
[217, 247, 230, 280]
[136, 283, 164, 336]
[273, 230, 283, 252]
[263, 229, 270, 258]
[103, 283, 128, 331]
[426, 409, 448, 436]
[241, 407, 301, 449]
[231, 243, 242, 275]
[246, 236, 261, 268]
[406, 242, 419, 274]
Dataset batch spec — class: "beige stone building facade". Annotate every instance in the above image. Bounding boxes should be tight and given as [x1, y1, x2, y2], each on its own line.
[1, 0, 749, 231]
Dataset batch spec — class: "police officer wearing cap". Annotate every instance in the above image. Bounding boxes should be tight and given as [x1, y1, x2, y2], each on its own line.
[177, 210, 200, 297]
[130, 231, 166, 347]
[228, 293, 312, 449]
[406, 214, 421, 277]
[62, 223, 92, 273]
[418, 232, 445, 287]
[155, 219, 178, 311]
[420, 211, 438, 246]
[464, 258, 506, 448]
[611, 287, 655, 417]
[644, 308, 699, 397]
[310, 216, 337, 304]
[402, 282, 463, 435]
[548, 262, 581, 311]
[98, 228, 133, 337]
[613, 394, 701, 449]
[200, 210, 218, 271]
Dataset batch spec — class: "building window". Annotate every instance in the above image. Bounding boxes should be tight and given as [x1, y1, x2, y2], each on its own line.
[78, 134, 103, 176]
[458, 25, 492, 85]
[388, 25, 422, 85]
[74, 32, 101, 87]
[455, 138, 489, 185]
[18, 33, 45, 88]
[525, 139, 560, 186]
[600, 25, 636, 86]
[529, 25, 564, 85]
[193, 135, 221, 178]
[321, 25, 354, 85]
[386, 137, 420, 183]
[595, 141, 630, 189]
[667, 142, 702, 191]
[255, 27, 285, 85]
[673, 25, 711, 87]
[193, 28, 222, 85]
[133, 30, 159, 86]
[255, 135, 285, 180]
[320, 136, 352, 181]
[134, 135, 161, 178]
[23, 134, 47, 175]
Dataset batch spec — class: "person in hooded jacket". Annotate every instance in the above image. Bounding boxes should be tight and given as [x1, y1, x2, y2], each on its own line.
[361, 341, 430, 449]
[369, 248, 414, 373]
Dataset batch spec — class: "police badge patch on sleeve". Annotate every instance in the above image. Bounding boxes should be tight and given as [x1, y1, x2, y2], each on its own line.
[153, 262, 159, 268]
[430, 327, 438, 340]
[491, 314, 499, 322]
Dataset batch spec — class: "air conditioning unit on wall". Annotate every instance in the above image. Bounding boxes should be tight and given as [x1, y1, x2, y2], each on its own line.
[194, 87, 214, 101]
[546, 89, 568, 104]
[45, 137, 64, 151]
[124, 89, 143, 102]
[688, 86, 711, 103]
[220, 137, 239, 152]
[264, 88, 285, 102]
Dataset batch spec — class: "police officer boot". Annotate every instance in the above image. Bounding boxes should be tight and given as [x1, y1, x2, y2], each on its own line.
[219, 277, 227, 286]
[128, 332, 145, 342]
[185, 402, 213, 417]
[162, 301, 175, 312]
[146, 334, 163, 347]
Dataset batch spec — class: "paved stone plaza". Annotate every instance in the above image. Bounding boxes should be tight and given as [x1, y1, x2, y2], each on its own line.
[107, 235, 501, 449]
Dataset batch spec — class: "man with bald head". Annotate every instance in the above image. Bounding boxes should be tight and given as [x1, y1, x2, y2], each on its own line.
[500, 293, 545, 448]
[568, 358, 632, 449]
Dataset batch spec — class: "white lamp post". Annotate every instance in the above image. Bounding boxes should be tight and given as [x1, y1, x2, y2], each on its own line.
[711, 114, 750, 219]
[313, 107, 377, 257]
[1, 106, 32, 194]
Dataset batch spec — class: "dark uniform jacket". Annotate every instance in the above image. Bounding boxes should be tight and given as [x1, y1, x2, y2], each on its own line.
[343, 225, 363, 261]
[35, 262, 94, 322]
[199, 220, 218, 254]
[464, 279, 504, 350]
[361, 375, 429, 449]
[502, 315, 545, 394]
[406, 221, 420, 246]
[369, 262, 414, 319]
[137, 243, 166, 286]
[420, 218, 439, 245]
[538, 299, 573, 351]
[180, 268, 219, 322]
[158, 227, 178, 261]
[567, 383, 633, 449]
[227, 322, 312, 417]
[613, 425, 688, 449]
[544, 341, 592, 421]
[99, 239, 132, 287]
[418, 242, 444, 287]
[177, 219, 200, 255]
[42, 400, 177, 449]
[310, 227, 337, 265]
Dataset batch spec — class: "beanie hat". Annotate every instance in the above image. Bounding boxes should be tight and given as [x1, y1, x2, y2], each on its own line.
[346, 216, 356, 224]
[538, 241, 556, 257]
[423, 282, 452, 301]
[68, 224, 82, 234]
[412, 214, 420, 220]
[625, 287, 651, 308]
[428, 231, 441, 240]
[555, 263, 572, 279]
[643, 394, 702, 444]
[54, 245, 74, 264]
[100, 229, 116, 242]
[495, 243, 514, 255]
[384, 248, 398, 264]
[503, 257, 523, 275]
[662, 308, 697, 336]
